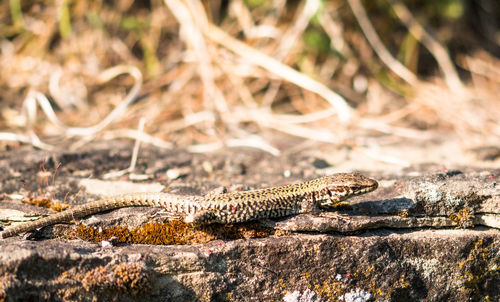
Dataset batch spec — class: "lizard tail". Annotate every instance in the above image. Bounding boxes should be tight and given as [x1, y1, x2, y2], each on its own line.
[0, 192, 171, 239]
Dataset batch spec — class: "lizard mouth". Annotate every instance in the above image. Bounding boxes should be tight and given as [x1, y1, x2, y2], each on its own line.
[349, 183, 378, 196]
[359, 184, 378, 194]
[357, 179, 379, 194]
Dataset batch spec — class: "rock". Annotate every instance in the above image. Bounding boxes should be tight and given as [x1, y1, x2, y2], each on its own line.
[0, 145, 498, 301]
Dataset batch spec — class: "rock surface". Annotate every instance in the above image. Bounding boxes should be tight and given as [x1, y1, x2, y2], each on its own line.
[0, 144, 499, 301]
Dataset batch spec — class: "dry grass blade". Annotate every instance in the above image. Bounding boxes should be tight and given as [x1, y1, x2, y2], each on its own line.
[204, 23, 352, 124]
[66, 65, 143, 136]
[102, 118, 147, 179]
[163, 0, 228, 114]
[460, 54, 500, 84]
[0, 132, 53, 150]
[129, 117, 146, 172]
[0, 66, 142, 149]
[387, 0, 466, 93]
[1, 0, 498, 159]
[359, 118, 433, 140]
[100, 130, 173, 149]
[261, 0, 321, 108]
[26, 66, 142, 137]
[273, 0, 320, 60]
[347, 0, 418, 85]
[317, 2, 347, 55]
[233, 109, 341, 144]
[187, 135, 280, 156]
[267, 108, 338, 124]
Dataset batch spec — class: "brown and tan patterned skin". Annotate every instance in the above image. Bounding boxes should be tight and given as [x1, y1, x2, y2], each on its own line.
[0, 173, 378, 239]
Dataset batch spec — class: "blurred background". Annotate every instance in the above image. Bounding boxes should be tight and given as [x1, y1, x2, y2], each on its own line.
[1, 0, 499, 170]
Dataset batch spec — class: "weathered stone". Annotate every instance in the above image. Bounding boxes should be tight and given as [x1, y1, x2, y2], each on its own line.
[0, 145, 498, 301]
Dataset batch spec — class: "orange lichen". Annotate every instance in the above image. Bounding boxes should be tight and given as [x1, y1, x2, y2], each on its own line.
[274, 229, 291, 237]
[458, 239, 499, 301]
[81, 266, 110, 290]
[395, 209, 409, 218]
[58, 262, 152, 298]
[24, 197, 69, 212]
[0, 273, 18, 302]
[75, 221, 277, 245]
[305, 266, 410, 301]
[449, 208, 474, 228]
[113, 263, 151, 292]
[312, 280, 345, 301]
[329, 203, 353, 211]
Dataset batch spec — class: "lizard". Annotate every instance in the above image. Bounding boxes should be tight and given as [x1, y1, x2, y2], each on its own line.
[0, 173, 378, 239]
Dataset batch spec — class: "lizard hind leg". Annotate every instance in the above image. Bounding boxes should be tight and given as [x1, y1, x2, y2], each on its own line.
[152, 209, 218, 225]
[300, 193, 322, 215]
[184, 210, 219, 225]
[155, 209, 187, 222]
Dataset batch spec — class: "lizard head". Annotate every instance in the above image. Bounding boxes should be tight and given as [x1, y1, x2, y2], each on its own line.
[319, 172, 378, 206]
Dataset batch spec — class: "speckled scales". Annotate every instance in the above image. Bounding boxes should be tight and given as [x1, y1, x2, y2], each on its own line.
[0, 173, 378, 238]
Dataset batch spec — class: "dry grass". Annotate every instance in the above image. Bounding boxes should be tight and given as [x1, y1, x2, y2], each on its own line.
[0, 0, 499, 157]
